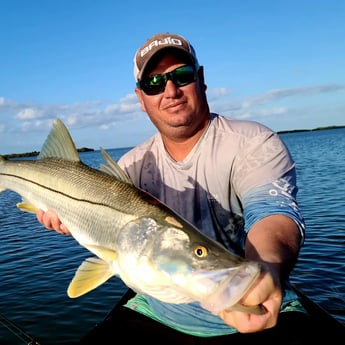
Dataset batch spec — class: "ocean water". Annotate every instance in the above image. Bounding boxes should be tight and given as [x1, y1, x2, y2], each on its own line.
[0, 129, 344, 344]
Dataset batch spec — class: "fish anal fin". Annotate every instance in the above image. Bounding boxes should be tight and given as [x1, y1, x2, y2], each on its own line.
[67, 257, 114, 298]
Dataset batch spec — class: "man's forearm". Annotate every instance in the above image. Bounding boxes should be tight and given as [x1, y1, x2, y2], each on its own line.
[245, 214, 302, 282]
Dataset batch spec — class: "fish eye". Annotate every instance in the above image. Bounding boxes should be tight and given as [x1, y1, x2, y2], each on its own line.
[193, 245, 208, 258]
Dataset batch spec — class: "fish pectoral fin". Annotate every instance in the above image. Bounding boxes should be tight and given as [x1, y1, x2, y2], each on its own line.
[67, 257, 114, 298]
[16, 202, 38, 214]
[82, 244, 117, 261]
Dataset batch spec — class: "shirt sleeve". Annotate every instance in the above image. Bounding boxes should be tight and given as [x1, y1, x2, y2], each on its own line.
[241, 176, 305, 246]
[231, 130, 295, 199]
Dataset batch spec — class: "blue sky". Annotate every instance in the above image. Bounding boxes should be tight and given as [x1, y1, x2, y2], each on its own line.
[1, 0, 344, 154]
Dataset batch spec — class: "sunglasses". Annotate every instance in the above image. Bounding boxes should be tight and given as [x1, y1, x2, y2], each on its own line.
[137, 65, 197, 96]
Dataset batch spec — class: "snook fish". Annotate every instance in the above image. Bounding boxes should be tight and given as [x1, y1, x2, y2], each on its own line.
[0, 119, 263, 315]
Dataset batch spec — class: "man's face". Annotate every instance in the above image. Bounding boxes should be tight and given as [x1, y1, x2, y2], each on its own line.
[135, 53, 208, 140]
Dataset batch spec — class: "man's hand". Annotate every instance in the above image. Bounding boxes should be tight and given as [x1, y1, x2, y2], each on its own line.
[220, 214, 301, 333]
[218, 267, 282, 333]
[36, 209, 70, 235]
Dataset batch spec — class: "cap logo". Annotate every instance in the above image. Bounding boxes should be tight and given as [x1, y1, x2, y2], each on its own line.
[140, 37, 184, 57]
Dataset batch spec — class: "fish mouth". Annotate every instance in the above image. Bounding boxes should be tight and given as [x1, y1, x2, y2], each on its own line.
[195, 262, 261, 315]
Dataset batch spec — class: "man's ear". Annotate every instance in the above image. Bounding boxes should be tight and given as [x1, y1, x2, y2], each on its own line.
[135, 87, 147, 112]
[198, 66, 207, 91]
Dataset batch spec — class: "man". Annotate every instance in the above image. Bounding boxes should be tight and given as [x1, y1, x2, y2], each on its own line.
[38, 33, 309, 343]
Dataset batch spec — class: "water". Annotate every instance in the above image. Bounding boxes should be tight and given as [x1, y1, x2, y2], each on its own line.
[280, 128, 345, 322]
[1, 130, 345, 344]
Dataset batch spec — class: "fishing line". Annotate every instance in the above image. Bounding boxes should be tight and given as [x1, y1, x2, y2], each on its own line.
[0, 312, 40, 345]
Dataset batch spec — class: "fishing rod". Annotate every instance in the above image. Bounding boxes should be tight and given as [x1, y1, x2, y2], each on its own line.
[0, 311, 41, 345]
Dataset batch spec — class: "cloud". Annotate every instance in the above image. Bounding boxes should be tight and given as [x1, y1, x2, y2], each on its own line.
[1, 82, 344, 136]
[236, 107, 288, 121]
[241, 84, 345, 108]
[16, 108, 38, 120]
[206, 87, 230, 101]
[0, 94, 143, 134]
[207, 83, 345, 122]
[105, 93, 140, 114]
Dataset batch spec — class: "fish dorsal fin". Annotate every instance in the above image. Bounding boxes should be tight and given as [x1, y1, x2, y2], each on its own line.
[99, 147, 133, 185]
[38, 118, 80, 162]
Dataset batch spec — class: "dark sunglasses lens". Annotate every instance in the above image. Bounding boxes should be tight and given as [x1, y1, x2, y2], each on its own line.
[173, 66, 196, 86]
[140, 74, 165, 95]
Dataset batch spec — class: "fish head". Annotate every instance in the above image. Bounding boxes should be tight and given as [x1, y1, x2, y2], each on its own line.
[132, 219, 261, 314]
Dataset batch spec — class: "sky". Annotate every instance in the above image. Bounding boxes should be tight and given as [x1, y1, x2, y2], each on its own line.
[1, 0, 344, 154]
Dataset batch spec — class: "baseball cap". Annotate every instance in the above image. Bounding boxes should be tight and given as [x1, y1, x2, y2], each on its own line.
[133, 33, 199, 82]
